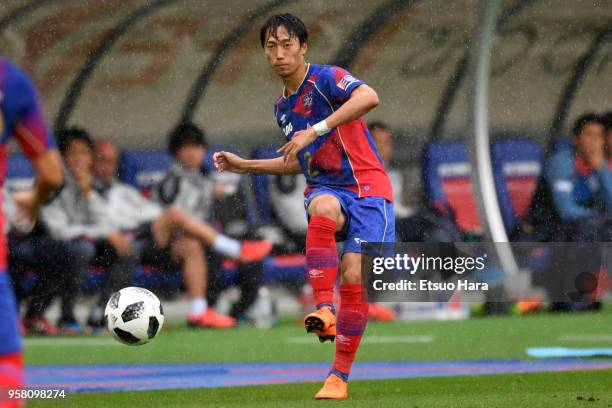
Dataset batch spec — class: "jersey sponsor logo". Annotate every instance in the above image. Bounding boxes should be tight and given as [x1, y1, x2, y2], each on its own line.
[283, 122, 293, 136]
[308, 268, 324, 278]
[337, 74, 358, 91]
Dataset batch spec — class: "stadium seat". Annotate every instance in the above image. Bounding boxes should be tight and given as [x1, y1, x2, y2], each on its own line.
[490, 139, 543, 232]
[422, 141, 481, 234]
[118, 150, 172, 196]
[6, 154, 35, 191]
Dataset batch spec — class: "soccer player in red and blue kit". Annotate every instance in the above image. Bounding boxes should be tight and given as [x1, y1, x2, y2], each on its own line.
[213, 14, 394, 399]
[0, 56, 63, 407]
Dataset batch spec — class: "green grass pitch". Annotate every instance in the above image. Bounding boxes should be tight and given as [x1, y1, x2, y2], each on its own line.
[26, 306, 612, 407]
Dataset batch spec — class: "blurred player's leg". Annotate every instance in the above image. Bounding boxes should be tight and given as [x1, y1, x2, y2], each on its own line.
[170, 237, 235, 329]
[0, 271, 24, 408]
[151, 207, 272, 263]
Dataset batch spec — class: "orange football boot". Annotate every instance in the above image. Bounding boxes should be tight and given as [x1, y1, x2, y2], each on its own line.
[314, 374, 348, 399]
[304, 306, 336, 343]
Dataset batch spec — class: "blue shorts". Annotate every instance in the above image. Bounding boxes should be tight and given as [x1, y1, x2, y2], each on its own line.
[0, 271, 21, 355]
[305, 186, 395, 254]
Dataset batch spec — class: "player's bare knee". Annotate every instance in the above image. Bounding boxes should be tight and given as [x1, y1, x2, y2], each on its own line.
[308, 195, 341, 222]
[341, 267, 362, 285]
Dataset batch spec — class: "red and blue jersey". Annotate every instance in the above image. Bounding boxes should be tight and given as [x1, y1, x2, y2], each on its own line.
[274, 64, 393, 202]
[0, 56, 55, 269]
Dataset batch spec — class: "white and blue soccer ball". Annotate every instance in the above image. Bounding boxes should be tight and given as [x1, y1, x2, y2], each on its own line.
[104, 287, 164, 346]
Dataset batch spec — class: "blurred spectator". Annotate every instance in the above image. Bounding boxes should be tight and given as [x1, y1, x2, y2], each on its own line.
[152, 123, 272, 323]
[41, 129, 134, 333]
[369, 121, 462, 244]
[545, 113, 612, 240]
[369, 121, 415, 219]
[8, 201, 92, 335]
[93, 138, 264, 328]
[543, 113, 611, 312]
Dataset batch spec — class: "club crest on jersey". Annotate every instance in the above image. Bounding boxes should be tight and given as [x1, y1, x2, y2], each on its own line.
[337, 74, 358, 91]
[302, 92, 313, 107]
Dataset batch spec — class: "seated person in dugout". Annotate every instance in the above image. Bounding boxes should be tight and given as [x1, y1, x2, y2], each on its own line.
[541, 113, 610, 312]
[40, 129, 131, 334]
[92, 134, 273, 328]
[546, 113, 612, 241]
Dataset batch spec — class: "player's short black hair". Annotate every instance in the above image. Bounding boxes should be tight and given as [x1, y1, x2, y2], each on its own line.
[572, 113, 604, 137]
[168, 122, 207, 156]
[260, 13, 308, 48]
[601, 112, 612, 132]
[57, 127, 94, 155]
[368, 121, 391, 133]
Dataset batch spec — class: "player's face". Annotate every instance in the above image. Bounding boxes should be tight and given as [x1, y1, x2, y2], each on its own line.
[175, 144, 206, 170]
[94, 142, 119, 183]
[64, 139, 94, 179]
[574, 122, 604, 160]
[606, 130, 612, 159]
[263, 26, 307, 78]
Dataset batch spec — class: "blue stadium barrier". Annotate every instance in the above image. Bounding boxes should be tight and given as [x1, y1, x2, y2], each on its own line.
[422, 141, 481, 234]
[490, 138, 543, 232]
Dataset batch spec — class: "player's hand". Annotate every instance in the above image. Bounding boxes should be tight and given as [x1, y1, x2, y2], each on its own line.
[108, 231, 134, 257]
[213, 151, 248, 174]
[277, 125, 318, 165]
[12, 189, 38, 233]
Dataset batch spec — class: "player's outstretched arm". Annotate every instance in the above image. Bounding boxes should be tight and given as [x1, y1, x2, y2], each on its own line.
[213, 151, 301, 175]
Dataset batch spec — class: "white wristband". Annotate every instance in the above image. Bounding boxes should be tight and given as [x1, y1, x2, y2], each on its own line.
[312, 120, 330, 136]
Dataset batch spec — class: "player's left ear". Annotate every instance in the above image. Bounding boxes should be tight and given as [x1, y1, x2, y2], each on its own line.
[300, 41, 308, 56]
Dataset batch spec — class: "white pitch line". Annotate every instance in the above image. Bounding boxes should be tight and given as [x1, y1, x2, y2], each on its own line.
[558, 334, 612, 342]
[24, 338, 120, 347]
[287, 335, 434, 344]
